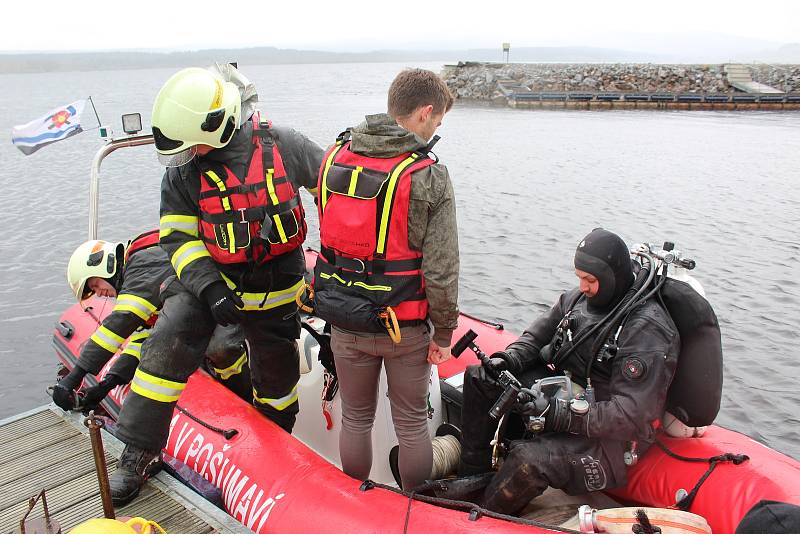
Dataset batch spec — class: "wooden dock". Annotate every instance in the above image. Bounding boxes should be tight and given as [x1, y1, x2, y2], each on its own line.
[0, 406, 250, 533]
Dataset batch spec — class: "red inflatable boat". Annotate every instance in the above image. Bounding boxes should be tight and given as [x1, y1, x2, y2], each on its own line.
[51, 248, 800, 534]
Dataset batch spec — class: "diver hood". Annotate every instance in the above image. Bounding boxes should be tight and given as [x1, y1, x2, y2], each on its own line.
[574, 228, 634, 312]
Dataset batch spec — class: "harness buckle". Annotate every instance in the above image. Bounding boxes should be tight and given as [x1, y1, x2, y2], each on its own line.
[237, 207, 248, 224]
[353, 258, 365, 274]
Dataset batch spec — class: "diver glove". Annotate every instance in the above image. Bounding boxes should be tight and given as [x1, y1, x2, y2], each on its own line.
[203, 282, 245, 326]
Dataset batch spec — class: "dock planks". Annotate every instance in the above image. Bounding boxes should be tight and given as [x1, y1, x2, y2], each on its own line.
[0, 406, 247, 533]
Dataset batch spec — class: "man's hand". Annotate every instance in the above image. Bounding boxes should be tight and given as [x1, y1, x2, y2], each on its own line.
[427, 341, 451, 365]
[78, 374, 125, 413]
[203, 283, 245, 326]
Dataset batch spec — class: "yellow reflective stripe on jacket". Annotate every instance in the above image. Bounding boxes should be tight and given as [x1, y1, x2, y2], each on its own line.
[220, 276, 303, 311]
[113, 294, 158, 321]
[320, 143, 346, 211]
[171, 240, 211, 278]
[160, 214, 199, 239]
[90, 325, 126, 353]
[130, 368, 186, 403]
[377, 154, 420, 255]
[121, 330, 149, 360]
[253, 384, 298, 411]
[213, 352, 248, 380]
[319, 271, 347, 285]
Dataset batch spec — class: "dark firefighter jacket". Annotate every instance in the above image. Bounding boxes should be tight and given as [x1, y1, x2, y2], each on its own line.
[158, 119, 323, 299]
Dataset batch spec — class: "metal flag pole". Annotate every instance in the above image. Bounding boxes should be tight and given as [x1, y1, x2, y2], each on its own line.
[87, 95, 103, 130]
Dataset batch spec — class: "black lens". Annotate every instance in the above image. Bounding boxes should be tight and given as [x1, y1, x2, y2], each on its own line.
[86, 250, 103, 267]
[152, 126, 184, 151]
[201, 109, 225, 132]
[219, 116, 236, 144]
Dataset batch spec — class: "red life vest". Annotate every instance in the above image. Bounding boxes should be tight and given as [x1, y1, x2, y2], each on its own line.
[197, 116, 306, 265]
[125, 229, 160, 262]
[313, 133, 435, 332]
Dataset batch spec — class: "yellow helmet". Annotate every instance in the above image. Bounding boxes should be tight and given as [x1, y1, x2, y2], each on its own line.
[67, 240, 124, 302]
[68, 518, 138, 534]
[151, 67, 241, 167]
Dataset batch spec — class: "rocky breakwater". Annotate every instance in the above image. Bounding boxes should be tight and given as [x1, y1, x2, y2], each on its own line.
[443, 63, 800, 101]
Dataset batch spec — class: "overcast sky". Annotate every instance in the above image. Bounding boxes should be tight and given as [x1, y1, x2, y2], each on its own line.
[3, 0, 798, 54]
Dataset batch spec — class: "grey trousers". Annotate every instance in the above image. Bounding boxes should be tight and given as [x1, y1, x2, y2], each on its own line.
[331, 324, 432, 490]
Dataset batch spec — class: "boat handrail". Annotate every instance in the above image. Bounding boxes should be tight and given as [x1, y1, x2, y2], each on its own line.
[88, 134, 154, 240]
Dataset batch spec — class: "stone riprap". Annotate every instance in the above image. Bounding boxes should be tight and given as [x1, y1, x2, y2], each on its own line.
[443, 63, 800, 101]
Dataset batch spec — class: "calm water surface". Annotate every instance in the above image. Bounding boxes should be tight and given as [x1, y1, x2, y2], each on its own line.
[1, 62, 798, 459]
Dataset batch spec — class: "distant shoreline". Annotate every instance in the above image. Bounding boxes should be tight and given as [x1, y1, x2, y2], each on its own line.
[3, 45, 799, 75]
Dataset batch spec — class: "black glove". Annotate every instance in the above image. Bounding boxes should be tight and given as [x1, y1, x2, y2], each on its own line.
[485, 351, 512, 376]
[203, 282, 245, 326]
[52, 365, 88, 411]
[78, 374, 125, 413]
[543, 396, 573, 433]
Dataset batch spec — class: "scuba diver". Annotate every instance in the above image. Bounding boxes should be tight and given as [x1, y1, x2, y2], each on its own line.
[457, 228, 681, 514]
[109, 63, 323, 505]
[52, 231, 252, 413]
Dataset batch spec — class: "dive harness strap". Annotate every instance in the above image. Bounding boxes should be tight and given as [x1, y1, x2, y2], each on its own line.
[654, 439, 749, 511]
[199, 196, 300, 225]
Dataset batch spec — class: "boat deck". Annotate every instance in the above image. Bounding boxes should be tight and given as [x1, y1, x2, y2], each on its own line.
[0, 405, 249, 533]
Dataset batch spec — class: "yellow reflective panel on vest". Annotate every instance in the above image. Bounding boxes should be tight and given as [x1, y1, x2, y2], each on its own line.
[377, 154, 419, 255]
[320, 142, 345, 212]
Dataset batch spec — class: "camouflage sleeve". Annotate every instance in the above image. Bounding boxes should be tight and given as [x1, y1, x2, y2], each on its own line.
[409, 163, 459, 347]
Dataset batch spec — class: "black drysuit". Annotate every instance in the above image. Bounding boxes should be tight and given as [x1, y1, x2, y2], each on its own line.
[460, 288, 679, 514]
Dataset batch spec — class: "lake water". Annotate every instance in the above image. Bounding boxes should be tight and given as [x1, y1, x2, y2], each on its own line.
[1, 61, 798, 459]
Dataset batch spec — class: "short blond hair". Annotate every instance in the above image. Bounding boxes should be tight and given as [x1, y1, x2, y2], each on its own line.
[388, 68, 454, 119]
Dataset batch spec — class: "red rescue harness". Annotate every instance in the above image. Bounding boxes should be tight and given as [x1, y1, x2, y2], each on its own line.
[197, 115, 306, 265]
[313, 133, 435, 330]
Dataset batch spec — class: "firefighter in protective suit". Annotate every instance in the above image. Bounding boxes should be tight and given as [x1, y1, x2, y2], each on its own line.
[457, 229, 680, 514]
[109, 64, 323, 504]
[52, 232, 251, 413]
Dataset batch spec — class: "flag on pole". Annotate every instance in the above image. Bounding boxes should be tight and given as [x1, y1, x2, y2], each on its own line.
[11, 99, 88, 155]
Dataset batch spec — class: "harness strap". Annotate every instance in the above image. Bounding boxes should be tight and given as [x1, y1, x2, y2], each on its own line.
[320, 246, 422, 274]
[654, 439, 749, 511]
[199, 196, 300, 225]
[197, 177, 289, 200]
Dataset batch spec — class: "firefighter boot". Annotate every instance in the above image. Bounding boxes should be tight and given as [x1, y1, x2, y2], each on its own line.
[109, 444, 161, 505]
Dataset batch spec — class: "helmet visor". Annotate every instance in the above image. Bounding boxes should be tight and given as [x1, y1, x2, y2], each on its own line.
[157, 145, 197, 167]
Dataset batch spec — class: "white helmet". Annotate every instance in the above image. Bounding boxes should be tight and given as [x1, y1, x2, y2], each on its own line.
[67, 240, 124, 302]
[151, 67, 241, 167]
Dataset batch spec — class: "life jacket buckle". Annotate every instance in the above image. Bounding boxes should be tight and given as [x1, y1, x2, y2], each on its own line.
[352, 258, 365, 274]
[237, 207, 248, 224]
